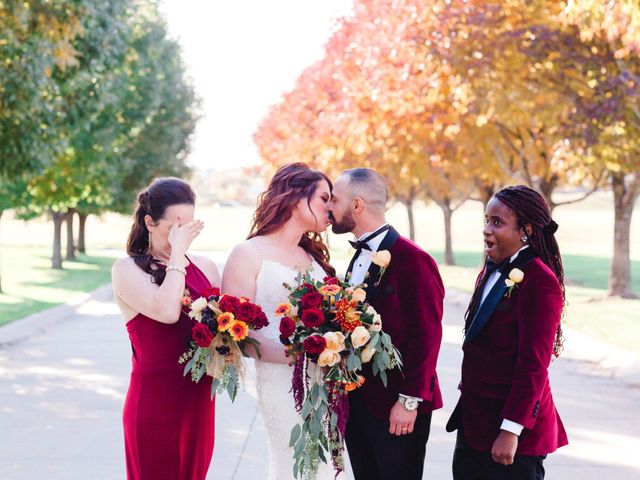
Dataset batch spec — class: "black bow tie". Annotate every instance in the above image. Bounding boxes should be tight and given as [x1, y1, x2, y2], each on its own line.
[349, 239, 371, 251]
[348, 225, 391, 252]
[485, 258, 510, 276]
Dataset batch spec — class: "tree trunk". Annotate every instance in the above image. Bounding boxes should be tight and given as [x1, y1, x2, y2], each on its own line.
[609, 172, 639, 298]
[52, 210, 64, 269]
[78, 212, 88, 254]
[537, 176, 558, 214]
[403, 198, 416, 241]
[441, 203, 455, 265]
[65, 208, 76, 261]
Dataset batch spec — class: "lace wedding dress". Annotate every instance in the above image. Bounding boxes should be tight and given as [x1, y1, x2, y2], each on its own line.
[254, 259, 340, 480]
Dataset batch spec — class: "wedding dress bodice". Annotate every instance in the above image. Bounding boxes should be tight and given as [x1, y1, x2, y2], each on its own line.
[252, 257, 340, 480]
[255, 259, 327, 340]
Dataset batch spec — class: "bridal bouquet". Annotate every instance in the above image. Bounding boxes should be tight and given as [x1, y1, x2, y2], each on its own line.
[179, 287, 268, 401]
[277, 274, 402, 479]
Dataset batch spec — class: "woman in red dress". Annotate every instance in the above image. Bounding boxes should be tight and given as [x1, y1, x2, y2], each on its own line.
[112, 177, 220, 480]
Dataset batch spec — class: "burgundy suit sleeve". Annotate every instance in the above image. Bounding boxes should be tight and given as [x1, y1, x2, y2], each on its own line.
[396, 252, 444, 401]
[501, 268, 563, 429]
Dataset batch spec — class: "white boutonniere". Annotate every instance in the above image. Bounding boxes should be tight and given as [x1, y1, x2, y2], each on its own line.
[504, 268, 524, 297]
[370, 250, 391, 287]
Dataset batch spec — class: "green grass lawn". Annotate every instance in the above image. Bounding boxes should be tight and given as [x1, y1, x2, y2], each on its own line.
[0, 246, 115, 326]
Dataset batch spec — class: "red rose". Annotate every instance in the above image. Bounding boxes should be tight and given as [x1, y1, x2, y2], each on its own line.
[301, 308, 324, 328]
[250, 309, 269, 329]
[235, 301, 258, 322]
[192, 322, 214, 348]
[323, 276, 339, 285]
[300, 291, 323, 309]
[218, 295, 241, 314]
[303, 335, 326, 355]
[279, 316, 296, 337]
[202, 287, 221, 299]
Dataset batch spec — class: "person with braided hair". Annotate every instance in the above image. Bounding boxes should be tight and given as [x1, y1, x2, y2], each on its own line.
[446, 185, 568, 480]
[112, 177, 220, 480]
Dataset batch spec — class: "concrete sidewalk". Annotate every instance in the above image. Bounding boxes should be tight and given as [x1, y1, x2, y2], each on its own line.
[1, 286, 640, 479]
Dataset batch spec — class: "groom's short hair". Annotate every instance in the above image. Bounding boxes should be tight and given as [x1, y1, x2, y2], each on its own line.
[341, 168, 388, 211]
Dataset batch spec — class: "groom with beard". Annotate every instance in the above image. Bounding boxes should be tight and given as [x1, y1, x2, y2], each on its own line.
[328, 168, 445, 480]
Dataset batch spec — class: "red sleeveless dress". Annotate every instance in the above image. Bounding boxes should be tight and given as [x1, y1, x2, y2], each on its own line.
[123, 262, 215, 480]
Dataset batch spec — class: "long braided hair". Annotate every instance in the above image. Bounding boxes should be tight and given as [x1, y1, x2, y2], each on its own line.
[249, 163, 335, 277]
[495, 185, 565, 357]
[126, 177, 196, 285]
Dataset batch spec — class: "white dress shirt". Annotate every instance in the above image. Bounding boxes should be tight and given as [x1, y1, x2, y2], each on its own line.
[478, 245, 529, 436]
[348, 223, 389, 286]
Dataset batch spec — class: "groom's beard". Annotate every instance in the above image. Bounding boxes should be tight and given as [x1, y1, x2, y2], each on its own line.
[330, 210, 356, 234]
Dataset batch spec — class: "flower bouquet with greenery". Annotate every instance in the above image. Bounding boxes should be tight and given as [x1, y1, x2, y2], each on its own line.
[179, 287, 268, 401]
[277, 273, 402, 479]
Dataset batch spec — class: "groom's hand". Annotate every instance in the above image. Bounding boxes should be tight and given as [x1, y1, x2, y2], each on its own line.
[389, 401, 417, 436]
[491, 430, 518, 465]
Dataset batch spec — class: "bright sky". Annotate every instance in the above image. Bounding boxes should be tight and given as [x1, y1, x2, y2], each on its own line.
[159, 0, 353, 171]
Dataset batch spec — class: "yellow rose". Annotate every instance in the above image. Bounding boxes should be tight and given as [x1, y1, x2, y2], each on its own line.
[360, 345, 376, 363]
[505, 279, 515, 287]
[370, 250, 391, 268]
[351, 287, 367, 303]
[317, 349, 341, 367]
[351, 325, 371, 348]
[370, 314, 382, 332]
[188, 297, 208, 321]
[508, 268, 524, 283]
[323, 331, 346, 352]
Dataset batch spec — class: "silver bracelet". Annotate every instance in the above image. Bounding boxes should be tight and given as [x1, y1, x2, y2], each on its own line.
[166, 264, 187, 276]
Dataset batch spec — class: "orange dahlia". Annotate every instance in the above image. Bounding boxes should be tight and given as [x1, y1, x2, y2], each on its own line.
[229, 320, 249, 341]
[217, 312, 235, 331]
[335, 298, 362, 332]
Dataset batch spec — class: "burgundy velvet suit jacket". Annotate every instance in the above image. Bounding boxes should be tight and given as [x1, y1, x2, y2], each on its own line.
[350, 228, 445, 420]
[447, 255, 568, 456]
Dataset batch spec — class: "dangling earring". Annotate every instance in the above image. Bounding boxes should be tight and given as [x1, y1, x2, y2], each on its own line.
[521, 234, 528, 243]
[148, 232, 153, 251]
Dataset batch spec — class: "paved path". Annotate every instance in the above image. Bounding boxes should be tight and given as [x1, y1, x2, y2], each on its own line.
[1, 285, 640, 479]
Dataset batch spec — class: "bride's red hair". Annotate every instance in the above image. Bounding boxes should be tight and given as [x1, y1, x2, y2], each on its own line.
[249, 162, 335, 276]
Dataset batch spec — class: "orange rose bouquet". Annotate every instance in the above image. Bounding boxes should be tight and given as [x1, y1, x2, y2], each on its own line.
[277, 274, 402, 479]
[178, 287, 268, 401]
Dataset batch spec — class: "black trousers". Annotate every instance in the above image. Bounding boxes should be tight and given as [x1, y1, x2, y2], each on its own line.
[452, 429, 546, 480]
[345, 390, 432, 480]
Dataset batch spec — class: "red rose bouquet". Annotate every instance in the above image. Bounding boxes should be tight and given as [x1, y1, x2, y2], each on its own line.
[277, 274, 402, 479]
[178, 287, 268, 401]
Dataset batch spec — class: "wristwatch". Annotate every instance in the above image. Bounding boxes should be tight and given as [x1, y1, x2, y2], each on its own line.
[398, 396, 419, 411]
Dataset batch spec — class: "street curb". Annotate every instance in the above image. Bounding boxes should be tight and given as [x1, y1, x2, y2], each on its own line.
[562, 326, 640, 386]
[0, 283, 114, 348]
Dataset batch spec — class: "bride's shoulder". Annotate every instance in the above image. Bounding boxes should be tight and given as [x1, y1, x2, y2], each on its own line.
[225, 239, 262, 271]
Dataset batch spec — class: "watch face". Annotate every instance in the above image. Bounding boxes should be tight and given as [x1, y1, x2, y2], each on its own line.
[405, 398, 419, 410]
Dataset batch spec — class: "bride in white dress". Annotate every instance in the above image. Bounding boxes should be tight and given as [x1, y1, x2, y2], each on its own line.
[222, 163, 342, 480]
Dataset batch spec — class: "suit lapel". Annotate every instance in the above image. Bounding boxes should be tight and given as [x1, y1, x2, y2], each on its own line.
[364, 226, 400, 296]
[463, 273, 508, 344]
[346, 251, 359, 280]
[463, 247, 538, 345]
